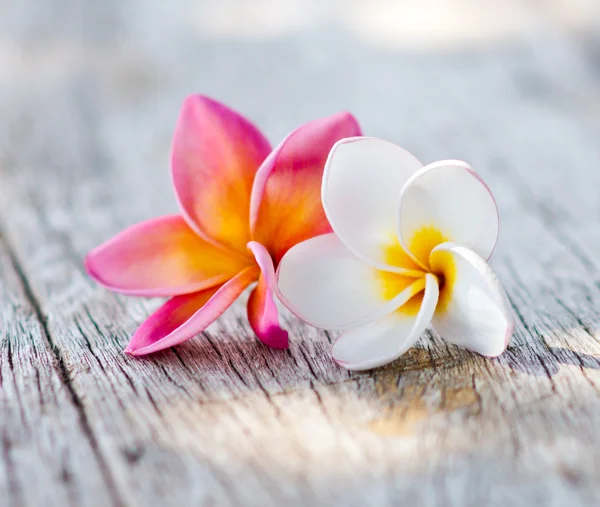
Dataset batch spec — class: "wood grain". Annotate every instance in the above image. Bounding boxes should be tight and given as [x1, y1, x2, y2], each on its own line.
[1, 0, 600, 505]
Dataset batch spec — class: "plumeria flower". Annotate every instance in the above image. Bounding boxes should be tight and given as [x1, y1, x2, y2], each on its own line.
[277, 137, 514, 371]
[86, 95, 361, 355]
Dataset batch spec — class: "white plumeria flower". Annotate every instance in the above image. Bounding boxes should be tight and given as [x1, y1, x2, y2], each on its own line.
[277, 137, 514, 371]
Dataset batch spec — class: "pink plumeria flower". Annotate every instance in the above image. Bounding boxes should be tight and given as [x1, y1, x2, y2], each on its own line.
[86, 95, 361, 355]
[277, 137, 514, 371]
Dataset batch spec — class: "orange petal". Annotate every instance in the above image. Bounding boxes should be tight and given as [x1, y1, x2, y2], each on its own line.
[125, 266, 259, 355]
[250, 112, 361, 264]
[172, 95, 271, 253]
[86, 215, 249, 296]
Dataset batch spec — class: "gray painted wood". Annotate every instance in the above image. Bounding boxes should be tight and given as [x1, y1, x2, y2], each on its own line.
[0, 235, 115, 506]
[1, 0, 600, 505]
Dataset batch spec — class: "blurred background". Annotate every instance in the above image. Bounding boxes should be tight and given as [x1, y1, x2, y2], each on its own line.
[2, 0, 599, 206]
[0, 0, 598, 264]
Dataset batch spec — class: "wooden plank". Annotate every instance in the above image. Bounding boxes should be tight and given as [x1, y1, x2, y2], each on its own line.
[2, 0, 600, 506]
[0, 237, 117, 506]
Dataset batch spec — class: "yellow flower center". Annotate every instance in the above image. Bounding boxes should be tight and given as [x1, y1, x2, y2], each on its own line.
[408, 226, 448, 270]
[376, 226, 456, 316]
[429, 247, 456, 314]
[383, 238, 422, 272]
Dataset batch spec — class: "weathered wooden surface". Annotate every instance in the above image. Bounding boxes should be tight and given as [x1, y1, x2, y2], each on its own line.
[1, 0, 600, 505]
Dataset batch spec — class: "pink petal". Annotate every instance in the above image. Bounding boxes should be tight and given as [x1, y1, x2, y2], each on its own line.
[247, 241, 288, 348]
[125, 266, 259, 356]
[86, 215, 249, 296]
[250, 112, 361, 264]
[172, 95, 272, 253]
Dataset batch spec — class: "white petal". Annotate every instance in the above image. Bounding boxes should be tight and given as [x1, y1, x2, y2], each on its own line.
[322, 137, 423, 272]
[398, 160, 499, 268]
[430, 243, 513, 357]
[331, 274, 439, 371]
[276, 233, 425, 330]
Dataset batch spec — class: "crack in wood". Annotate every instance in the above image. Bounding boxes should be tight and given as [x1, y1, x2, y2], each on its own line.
[298, 345, 319, 380]
[1, 233, 126, 507]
